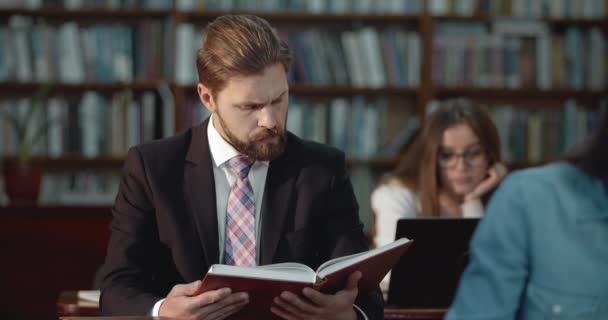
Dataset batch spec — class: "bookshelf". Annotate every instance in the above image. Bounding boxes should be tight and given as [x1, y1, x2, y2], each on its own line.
[0, 1, 606, 210]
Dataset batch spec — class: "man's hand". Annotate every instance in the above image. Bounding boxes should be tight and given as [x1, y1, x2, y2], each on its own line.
[159, 280, 249, 320]
[270, 271, 362, 320]
[464, 162, 508, 202]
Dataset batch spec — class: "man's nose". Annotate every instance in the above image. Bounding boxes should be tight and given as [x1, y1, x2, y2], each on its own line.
[257, 105, 277, 129]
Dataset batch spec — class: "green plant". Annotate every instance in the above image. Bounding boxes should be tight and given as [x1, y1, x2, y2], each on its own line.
[0, 83, 54, 162]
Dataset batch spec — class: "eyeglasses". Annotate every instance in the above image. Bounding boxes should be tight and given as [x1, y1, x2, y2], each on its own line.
[438, 148, 487, 168]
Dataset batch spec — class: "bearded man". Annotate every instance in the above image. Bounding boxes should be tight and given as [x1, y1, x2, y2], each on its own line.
[99, 14, 383, 320]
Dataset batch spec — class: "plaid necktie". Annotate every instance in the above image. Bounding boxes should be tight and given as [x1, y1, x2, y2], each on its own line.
[223, 155, 257, 266]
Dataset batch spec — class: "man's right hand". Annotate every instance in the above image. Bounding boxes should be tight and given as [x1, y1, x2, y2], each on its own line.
[159, 280, 249, 320]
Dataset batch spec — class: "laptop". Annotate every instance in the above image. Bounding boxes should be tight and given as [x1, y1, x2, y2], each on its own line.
[387, 218, 480, 308]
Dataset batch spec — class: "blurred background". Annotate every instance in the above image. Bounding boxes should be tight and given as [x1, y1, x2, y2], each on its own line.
[0, 0, 606, 319]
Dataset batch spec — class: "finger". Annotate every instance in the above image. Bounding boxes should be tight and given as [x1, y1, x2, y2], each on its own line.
[344, 271, 362, 292]
[274, 294, 305, 317]
[205, 298, 249, 320]
[190, 288, 232, 308]
[199, 291, 248, 315]
[170, 280, 201, 297]
[278, 291, 320, 315]
[301, 287, 329, 307]
[271, 305, 298, 320]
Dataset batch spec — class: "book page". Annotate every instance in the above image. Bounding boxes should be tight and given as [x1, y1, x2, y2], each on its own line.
[316, 238, 410, 279]
[209, 263, 316, 283]
[77, 290, 100, 303]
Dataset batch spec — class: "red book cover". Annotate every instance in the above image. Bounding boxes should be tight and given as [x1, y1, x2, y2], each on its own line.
[196, 238, 412, 320]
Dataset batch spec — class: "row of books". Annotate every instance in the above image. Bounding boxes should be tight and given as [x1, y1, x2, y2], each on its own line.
[1, 16, 173, 83]
[175, 24, 421, 88]
[183, 96, 418, 160]
[485, 98, 608, 163]
[286, 97, 413, 160]
[175, 0, 423, 14]
[0, 89, 175, 158]
[0, 0, 171, 9]
[433, 21, 606, 90]
[428, 0, 606, 19]
[288, 27, 420, 88]
[4, 0, 605, 20]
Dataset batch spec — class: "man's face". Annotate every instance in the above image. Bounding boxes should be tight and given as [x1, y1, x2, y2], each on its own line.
[198, 63, 289, 161]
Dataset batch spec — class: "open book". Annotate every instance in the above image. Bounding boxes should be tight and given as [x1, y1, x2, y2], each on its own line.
[196, 238, 412, 319]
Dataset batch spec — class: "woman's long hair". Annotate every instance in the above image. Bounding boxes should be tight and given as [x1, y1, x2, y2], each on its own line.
[382, 98, 502, 216]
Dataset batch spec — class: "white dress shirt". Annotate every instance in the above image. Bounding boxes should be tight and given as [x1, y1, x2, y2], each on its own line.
[207, 114, 269, 264]
[153, 115, 268, 315]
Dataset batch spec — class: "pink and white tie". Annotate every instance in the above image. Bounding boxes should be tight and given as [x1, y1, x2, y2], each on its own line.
[223, 155, 257, 267]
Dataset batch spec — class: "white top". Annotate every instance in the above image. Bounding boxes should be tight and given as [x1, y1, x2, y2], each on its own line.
[371, 179, 483, 294]
[371, 179, 484, 248]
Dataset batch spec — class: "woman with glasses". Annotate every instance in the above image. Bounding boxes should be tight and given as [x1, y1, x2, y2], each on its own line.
[372, 98, 507, 249]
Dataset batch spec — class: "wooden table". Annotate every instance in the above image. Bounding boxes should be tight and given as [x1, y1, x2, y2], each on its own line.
[58, 291, 446, 319]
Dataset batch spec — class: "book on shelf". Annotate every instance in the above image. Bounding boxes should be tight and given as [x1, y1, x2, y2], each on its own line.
[196, 238, 412, 319]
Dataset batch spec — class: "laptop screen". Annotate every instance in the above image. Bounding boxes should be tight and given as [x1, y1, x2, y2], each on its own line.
[387, 218, 480, 308]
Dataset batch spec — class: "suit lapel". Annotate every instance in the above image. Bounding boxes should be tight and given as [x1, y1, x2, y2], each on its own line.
[260, 134, 299, 265]
[184, 118, 220, 268]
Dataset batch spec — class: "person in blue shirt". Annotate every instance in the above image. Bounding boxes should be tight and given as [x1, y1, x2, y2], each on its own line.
[446, 106, 608, 320]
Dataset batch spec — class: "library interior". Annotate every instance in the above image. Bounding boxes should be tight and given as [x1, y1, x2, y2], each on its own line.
[1, 0, 606, 319]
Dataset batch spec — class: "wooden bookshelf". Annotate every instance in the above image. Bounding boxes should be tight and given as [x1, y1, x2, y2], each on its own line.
[0, 8, 170, 19]
[290, 84, 419, 97]
[177, 83, 419, 97]
[178, 10, 421, 24]
[432, 14, 608, 28]
[0, 81, 163, 97]
[44, 156, 125, 171]
[1, 5, 607, 206]
[435, 87, 607, 105]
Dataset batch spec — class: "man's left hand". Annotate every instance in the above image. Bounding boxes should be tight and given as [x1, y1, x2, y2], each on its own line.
[270, 271, 361, 320]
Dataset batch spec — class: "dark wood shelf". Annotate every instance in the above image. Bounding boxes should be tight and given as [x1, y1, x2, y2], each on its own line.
[433, 14, 608, 27]
[0, 8, 170, 19]
[45, 155, 125, 170]
[5, 155, 127, 171]
[432, 14, 492, 22]
[177, 83, 419, 97]
[179, 10, 421, 24]
[0, 205, 110, 214]
[0, 81, 163, 96]
[545, 17, 608, 27]
[435, 87, 606, 104]
[290, 84, 419, 96]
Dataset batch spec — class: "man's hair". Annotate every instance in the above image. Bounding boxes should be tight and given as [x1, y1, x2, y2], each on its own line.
[196, 14, 292, 98]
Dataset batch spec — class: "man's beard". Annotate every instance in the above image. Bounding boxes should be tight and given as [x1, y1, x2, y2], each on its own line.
[216, 112, 287, 161]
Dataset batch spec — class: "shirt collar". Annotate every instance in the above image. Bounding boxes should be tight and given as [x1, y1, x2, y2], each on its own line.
[207, 114, 269, 168]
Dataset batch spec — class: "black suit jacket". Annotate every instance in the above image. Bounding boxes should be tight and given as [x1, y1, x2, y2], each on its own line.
[99, 118, 383, 319]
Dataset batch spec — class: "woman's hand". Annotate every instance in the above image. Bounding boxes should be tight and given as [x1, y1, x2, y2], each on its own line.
[464, 163, 508, 202]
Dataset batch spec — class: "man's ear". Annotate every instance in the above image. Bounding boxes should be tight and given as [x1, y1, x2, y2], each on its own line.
[197, 83, 216, 113]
